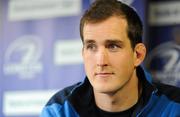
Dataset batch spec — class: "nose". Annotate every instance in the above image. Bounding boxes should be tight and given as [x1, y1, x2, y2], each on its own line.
[96, 48, 108, 67]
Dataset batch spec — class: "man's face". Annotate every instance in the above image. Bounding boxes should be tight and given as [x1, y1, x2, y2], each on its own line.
[82, 16, 141, 94]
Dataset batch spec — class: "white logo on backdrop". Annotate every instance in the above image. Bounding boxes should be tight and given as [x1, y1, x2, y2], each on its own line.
[3, 35, 43, 79]
[54, 39, 83, 65]
[149, 1, 180, 26]
[145, 41, 180, 86]
[8, 0, 81, 21]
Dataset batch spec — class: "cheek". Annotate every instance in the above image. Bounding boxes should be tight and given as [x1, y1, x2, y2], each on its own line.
[111, 53, 135, 68]
[83, 54, 95, 72]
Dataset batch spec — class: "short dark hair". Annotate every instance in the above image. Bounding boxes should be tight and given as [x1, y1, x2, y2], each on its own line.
[80, 0, 143, 48]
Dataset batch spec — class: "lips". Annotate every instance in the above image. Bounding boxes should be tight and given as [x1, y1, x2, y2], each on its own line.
[95, 72, 114, 77]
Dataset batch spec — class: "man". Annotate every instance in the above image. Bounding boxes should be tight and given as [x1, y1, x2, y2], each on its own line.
[41, 0, 180, 116]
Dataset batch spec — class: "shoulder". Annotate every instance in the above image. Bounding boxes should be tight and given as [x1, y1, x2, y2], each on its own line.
[40, 82, 82, 117]
[46, 82, 82, 106]
[154, 82, 180, 103]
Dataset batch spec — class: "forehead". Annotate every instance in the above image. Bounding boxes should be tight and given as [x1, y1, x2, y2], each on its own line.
[83, 16, 128, 41]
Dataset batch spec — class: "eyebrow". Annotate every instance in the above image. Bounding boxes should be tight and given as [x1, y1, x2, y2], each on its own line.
[83, 39, 95, 45]
[105, 39, 123, 44]
[83, 39, 124, 45]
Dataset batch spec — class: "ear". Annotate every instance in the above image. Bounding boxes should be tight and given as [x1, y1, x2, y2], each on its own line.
[134, 43, 146, 67]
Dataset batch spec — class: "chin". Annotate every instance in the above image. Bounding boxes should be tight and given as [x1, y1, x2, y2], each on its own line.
[93, 85, 119, 94]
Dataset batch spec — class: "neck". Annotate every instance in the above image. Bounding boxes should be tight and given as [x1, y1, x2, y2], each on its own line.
[94, 70, 141, 112]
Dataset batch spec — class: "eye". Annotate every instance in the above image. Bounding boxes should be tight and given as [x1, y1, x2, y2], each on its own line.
[85, 43, 97, 51]
[107, 43, 121, 51]
[108, 44, 119, 49]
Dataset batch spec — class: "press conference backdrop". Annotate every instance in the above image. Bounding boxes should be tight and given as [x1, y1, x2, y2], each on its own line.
[1, 0, 89, 117]
[145, 0, 180, 87]
[0, 0, 179, 117]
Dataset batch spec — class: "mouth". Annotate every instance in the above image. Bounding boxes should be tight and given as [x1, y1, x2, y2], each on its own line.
[95, 72, 114, 77]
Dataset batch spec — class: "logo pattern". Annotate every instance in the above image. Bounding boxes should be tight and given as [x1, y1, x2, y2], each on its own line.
[3, 35, 43, 79]
[145, 41, 180, 86]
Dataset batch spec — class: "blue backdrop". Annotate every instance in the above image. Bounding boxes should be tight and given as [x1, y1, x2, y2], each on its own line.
[1, 0, 172, 117]
[145, 0, 180, 87]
